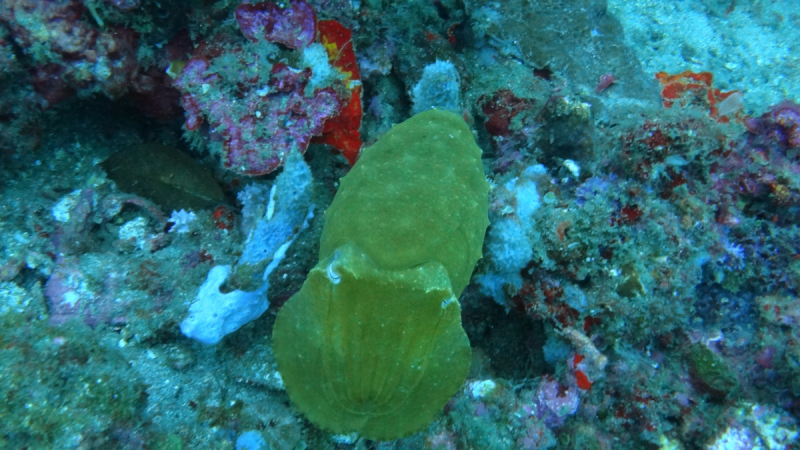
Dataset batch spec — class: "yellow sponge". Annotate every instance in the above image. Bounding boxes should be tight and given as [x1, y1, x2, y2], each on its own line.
[272, 110, 489, 440]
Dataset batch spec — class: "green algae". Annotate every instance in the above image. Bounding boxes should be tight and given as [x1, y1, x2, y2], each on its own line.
[272, 110, 489, 440]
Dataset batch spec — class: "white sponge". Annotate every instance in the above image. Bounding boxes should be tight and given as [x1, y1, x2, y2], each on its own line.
[179, 265, 267, 345]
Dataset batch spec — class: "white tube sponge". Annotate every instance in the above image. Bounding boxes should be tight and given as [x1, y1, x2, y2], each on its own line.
[180, 149, 314, 344]
[179, 210, 311, 345]
[179, 265, 267, 345]
[240, 149, 313, 265]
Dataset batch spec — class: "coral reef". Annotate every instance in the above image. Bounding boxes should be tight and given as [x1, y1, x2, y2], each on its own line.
[0, 0, 140, 105]
[0, 0, 799, 448]
[174, 0, 362, 174]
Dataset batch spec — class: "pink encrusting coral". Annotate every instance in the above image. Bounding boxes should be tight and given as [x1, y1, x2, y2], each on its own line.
[44, 256, 135, 327]
[173, 0, 363, 175]
[44, 186, 172, 328]
[175, 56, 342, 175]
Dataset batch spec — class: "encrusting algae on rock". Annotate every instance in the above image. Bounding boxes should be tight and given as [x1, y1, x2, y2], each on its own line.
[272, 109, 490, 440]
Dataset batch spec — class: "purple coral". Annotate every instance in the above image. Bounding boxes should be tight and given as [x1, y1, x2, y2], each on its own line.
[235, 0, 316, 50]
[745, 101, 800, 149]
[711, 100, 800, 228]
[45, 257, 131, 327]
[534, 376, 580, 428]
[45, 258, 96, 326]
[44, 189, 170, 327]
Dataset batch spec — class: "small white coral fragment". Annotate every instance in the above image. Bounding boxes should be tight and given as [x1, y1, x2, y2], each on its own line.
[468, 379, 497, 399]
[168, 209, 197, 234]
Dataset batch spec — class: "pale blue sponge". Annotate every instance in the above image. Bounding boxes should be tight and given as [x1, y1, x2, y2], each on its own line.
[236, 430, 267, 450]
[180, 150, 314, 345]
[411, 60, 461, 114]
